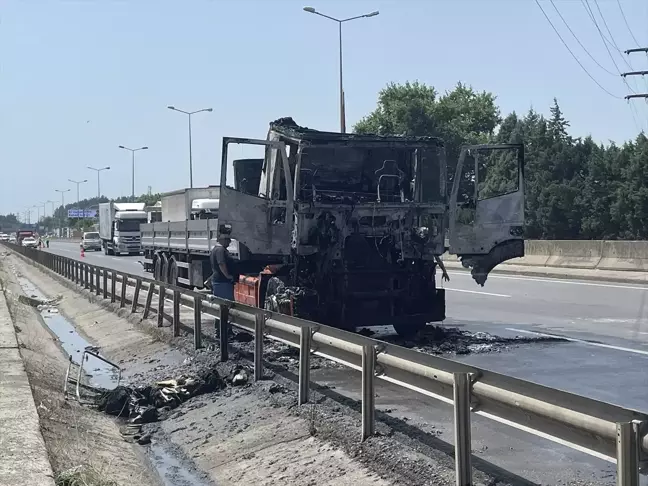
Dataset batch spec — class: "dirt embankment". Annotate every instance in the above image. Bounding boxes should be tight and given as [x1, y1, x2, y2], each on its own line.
[0, 257, 161, 486]
[2, 254, 405, 485]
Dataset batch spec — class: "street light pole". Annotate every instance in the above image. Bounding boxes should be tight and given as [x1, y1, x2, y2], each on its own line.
[118, 146, 148, 200]
[167, 106, 213, 188]
[303, 6, 379, 133]
[32, 206, 40, 226]
[69, 178, 88, 213]
[55, 189, 70, 237]
[87, 166, 111, 198]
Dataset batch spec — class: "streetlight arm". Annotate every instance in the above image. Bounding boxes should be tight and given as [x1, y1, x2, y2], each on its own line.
[341, 11, 379, 22]
[311, 10, 341, 22]
[168, 106, 191, 115]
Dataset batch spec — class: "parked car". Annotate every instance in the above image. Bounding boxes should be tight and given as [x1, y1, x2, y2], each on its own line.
[0, 233, 9, 241]
[8, 235, 16, 243]
[80, 232, 102, 251]
[21, 236, 38, 248]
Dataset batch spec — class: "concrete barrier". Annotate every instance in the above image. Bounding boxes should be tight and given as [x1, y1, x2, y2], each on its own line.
[444, 239, 648, 273]
[542, 240, 603, 269]
[598, 240, 648, 272]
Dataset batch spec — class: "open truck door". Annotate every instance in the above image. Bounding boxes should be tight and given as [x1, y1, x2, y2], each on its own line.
[218, 137, 294, 258]
[449, 143, 524, 285]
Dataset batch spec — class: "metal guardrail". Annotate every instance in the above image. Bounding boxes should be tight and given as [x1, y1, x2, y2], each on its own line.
[3, 242, 646, 486]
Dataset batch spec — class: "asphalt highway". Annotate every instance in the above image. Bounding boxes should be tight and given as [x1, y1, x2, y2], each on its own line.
[44, 240, 648, 484]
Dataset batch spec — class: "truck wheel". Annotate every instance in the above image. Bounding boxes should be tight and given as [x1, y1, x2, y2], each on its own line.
[161, 255, 170, 284]
[153, 255, 163, 281]
[168, 259, 178, 287]
[393, 322, 427, 338]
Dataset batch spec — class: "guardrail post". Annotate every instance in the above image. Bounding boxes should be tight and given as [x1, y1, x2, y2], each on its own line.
[67, 259, 71, 280]
[119, 273, 127, 308]
[193, 297, 202, 349]
[75, 262, 80, 285]
[157, 285, 166, 327]
[143, 282, 154, 319]
[95, 268, 101, 295]
[131, 279, 142, 313]
[453, 372, 472, 486]
[89, 267, 95, 293]
[298, 326, 311, 404]
[84, 264, 89, 289]
[172, 290, 180, 337]
[361, 344, 376, 441]
[219, 304, 229, 362]
[617, 421, 640, 486]
[254, 313, 264, 381]
[102, 270, 108, 299]
[110, 271, 116, 303]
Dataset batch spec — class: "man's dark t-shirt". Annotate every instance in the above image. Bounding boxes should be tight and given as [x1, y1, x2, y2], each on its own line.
[210, 243, 233, 283]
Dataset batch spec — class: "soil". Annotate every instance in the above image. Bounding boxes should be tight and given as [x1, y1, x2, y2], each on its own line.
[0, 257, 161, 486]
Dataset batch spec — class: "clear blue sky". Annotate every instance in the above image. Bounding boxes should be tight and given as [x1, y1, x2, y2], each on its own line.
[2, 0, 647, 219]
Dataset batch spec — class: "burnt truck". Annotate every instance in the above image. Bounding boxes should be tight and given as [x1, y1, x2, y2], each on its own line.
[141, 118, 524, 336]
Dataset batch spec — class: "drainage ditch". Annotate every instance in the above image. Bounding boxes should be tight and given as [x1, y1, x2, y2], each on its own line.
[10, 263, 216, 486]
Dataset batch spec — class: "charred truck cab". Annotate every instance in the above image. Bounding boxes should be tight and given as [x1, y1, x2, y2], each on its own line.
[218, 118, 524, 336]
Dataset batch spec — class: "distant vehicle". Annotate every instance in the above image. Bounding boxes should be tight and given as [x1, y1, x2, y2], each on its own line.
[80, 232, 102, 252]
[16, 230, 35, 245]
[21, 236, 38, 248]
[98, 202, 147, 256]
[0, 233, 9, 241]
[8, 235, 16, 243]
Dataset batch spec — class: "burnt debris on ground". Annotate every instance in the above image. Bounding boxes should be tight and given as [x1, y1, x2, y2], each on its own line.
[379, 325, 566, 355]
[96, 365, 251, 425]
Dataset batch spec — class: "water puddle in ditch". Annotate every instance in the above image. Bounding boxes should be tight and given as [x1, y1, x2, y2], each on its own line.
[149, 442, 215, 486]
[13, 268, 215, 485]
[16, 276, 119, 389]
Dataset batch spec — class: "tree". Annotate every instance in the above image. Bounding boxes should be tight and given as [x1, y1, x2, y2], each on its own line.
[354, 81, 648, 240]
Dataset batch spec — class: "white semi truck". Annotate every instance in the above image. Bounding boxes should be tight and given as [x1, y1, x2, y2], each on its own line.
[98, 202, 148, 255]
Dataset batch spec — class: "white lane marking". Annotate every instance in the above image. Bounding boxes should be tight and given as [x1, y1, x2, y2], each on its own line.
[444, 288, 511, 298]
[448, 271, 648, 291]
[507, 328, 648, 356]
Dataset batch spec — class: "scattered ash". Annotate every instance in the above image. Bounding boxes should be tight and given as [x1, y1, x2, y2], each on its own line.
[384, 325, 565, 355]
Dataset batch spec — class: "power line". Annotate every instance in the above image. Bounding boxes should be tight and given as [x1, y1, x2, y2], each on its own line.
[616, 0, 641, 47]
[592, 0, 632, 70]
[581, 0, 637, 95]
[549, 0, 616, 76]
[535, 0, 622, 99]
[582, 0, 627, 74]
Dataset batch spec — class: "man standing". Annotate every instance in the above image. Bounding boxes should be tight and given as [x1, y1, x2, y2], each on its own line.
[209, 235, 235, 300]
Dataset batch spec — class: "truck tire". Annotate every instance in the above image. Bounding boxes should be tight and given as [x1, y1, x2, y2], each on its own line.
[153, 255, 163, 282]
[168, 259, 178, 287]
[160, 255, 170, 284]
